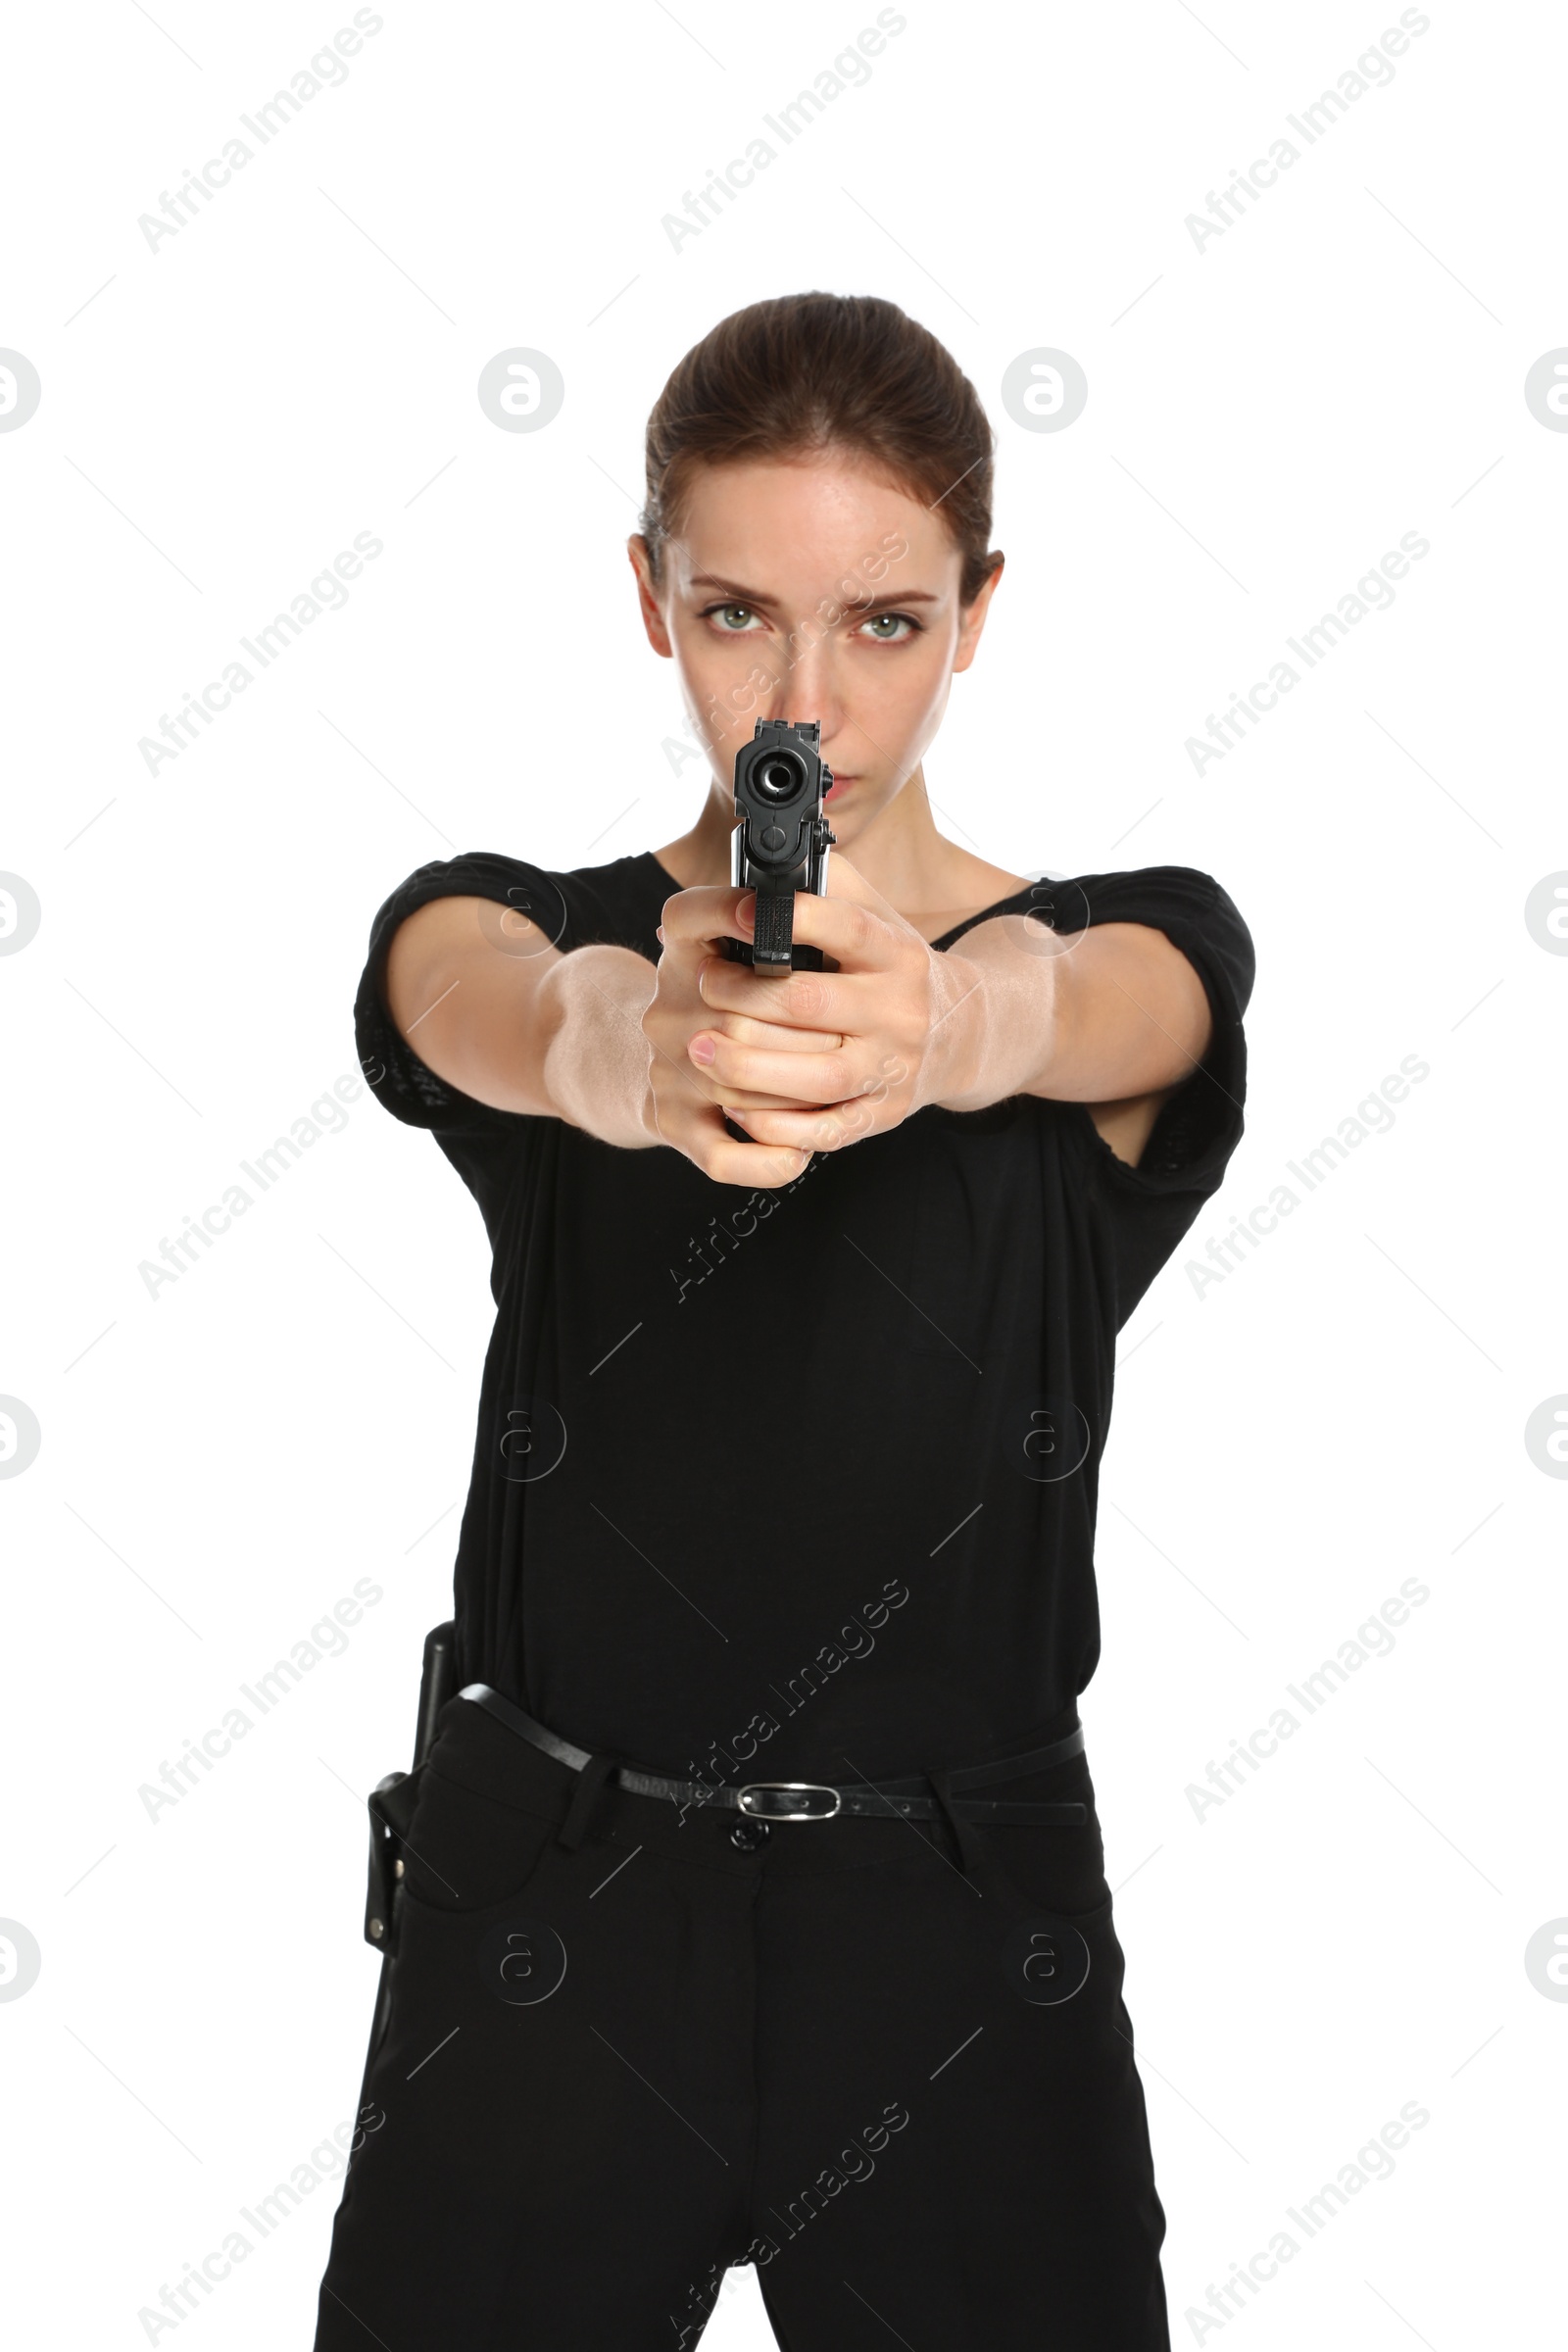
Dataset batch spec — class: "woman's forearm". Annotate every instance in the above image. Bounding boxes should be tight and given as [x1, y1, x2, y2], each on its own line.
[927, 916, 1212, 1112]
[538, 944, 661, 1147]
[385, 897, 660, 1145]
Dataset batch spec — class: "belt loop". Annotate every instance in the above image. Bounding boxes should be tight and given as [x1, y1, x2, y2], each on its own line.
[926, 1765, 985, 1876]
[555, 1750, 617, 1851]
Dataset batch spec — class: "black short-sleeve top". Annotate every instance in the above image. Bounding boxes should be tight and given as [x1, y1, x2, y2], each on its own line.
[355, 849, 1254, 1781]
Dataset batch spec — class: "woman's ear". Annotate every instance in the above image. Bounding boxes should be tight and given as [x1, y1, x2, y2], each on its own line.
[627, 535, 673, 658]
[952, 555, 1004, 675]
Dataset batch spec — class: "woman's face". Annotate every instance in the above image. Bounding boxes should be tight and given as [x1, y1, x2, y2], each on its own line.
[629, 448, 1001, 842]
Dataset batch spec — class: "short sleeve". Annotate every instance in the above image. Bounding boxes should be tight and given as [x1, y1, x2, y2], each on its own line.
[1046, 865, 1255, 1319]
[353, 850, 586, 1136]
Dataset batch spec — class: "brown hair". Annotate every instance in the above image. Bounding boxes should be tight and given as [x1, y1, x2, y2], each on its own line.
[638, 291, 1003, 609]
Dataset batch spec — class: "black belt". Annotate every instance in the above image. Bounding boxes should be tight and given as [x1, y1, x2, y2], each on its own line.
[458, 1682, 1088, 1825]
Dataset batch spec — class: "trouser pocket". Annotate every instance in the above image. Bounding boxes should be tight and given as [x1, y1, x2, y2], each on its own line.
[398, 1754, 564, 1916]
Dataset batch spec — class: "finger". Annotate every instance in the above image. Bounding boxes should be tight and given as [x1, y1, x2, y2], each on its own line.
[681, 1102, 813, 1188]
[686, 1054, 834, 1110]
[662, 1057, 820, 1114]
[727, 1099, 881, 1152]
[649, 1007, 820, 1113]
[697, 953, 849, 1040]
[775, 874, 908, 972]
[700, 1007, 845, 1054]
[712, 1081, 828, 1111]
[689, 1032, 850, 1102]
[657, 883, 754, 954]
[820, 851, 909, 929]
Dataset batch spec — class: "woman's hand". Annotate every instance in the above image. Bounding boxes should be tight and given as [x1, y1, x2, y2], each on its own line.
[641, 882, 851, 1186]
[662, 856, 985, 1166]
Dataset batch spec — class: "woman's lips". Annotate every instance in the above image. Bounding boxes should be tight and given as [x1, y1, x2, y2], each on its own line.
[824, 774, 856, 797]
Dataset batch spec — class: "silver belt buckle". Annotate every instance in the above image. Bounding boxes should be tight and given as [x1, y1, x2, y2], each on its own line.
[736, 1781, 843, 1822]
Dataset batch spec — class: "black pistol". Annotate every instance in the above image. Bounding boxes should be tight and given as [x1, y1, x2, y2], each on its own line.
[720, 718, 837, 977]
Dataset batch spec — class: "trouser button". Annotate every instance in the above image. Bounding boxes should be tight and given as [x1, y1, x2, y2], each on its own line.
[729, 1818, 769, 1851]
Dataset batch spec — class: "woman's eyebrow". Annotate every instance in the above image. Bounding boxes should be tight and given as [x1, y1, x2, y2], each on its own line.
[686, 571, 943, 612]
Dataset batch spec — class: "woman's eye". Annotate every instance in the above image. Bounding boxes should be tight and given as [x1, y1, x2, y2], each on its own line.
[699, 603, 920, 641]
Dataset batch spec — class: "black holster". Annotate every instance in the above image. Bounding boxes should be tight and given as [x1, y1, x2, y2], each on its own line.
[363, 1619, 457, 2055]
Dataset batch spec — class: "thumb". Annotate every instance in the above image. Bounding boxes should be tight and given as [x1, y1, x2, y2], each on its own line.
[821, 849, 919, 940]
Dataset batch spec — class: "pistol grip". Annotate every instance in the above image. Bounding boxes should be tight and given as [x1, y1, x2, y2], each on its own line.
[751, 889, 796, 974]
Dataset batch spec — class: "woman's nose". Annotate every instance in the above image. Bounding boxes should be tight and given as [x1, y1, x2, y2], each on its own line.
[761, 641, 846, 744]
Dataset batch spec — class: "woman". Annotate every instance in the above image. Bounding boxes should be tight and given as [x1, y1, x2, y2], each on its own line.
[314, 291, 1253, 2351]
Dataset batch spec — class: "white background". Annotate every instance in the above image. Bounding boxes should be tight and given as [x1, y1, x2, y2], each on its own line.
[3, 0, 1564, 2343]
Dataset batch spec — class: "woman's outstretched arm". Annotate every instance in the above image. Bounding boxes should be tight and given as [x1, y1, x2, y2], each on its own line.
[383, 896, 661, 1149]
[383, 890, 823, 1185]
[678, 858, 1223, 1172]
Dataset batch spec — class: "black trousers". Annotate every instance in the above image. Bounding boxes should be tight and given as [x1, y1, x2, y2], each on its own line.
[313, 1694, 1170, 2349]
